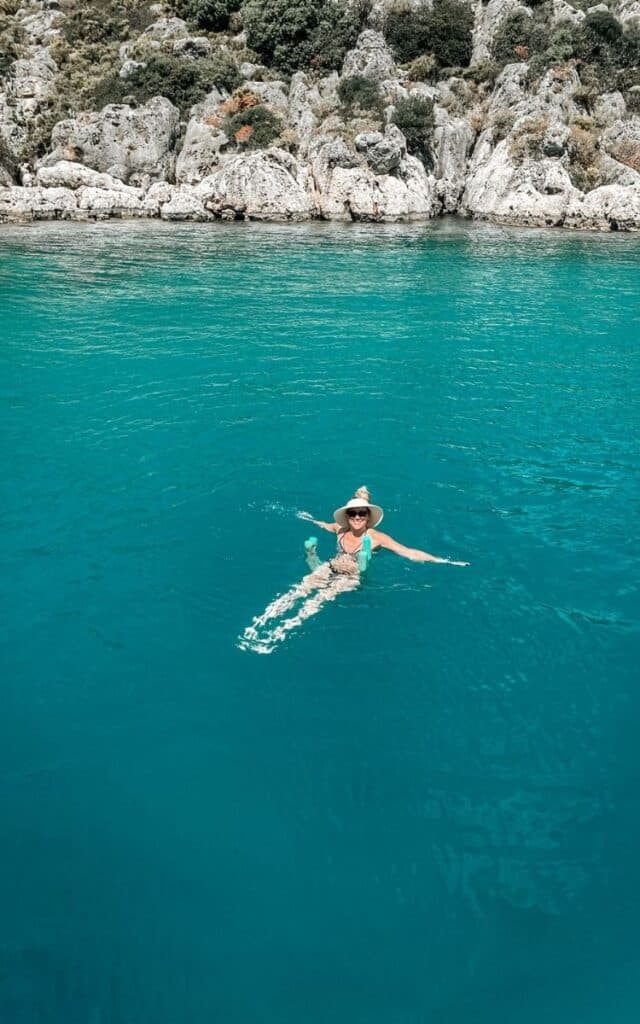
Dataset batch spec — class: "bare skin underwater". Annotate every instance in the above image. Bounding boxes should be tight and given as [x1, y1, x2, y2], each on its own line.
[239, 487, 469, 654]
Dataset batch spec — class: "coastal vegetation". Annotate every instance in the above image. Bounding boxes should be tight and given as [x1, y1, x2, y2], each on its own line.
[1, 0, 640, 227]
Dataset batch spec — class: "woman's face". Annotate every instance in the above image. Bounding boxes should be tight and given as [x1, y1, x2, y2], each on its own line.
[346, 509, 369, 528]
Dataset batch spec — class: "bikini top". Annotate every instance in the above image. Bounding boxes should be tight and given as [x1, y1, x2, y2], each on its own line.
[337, 530, 372, 571]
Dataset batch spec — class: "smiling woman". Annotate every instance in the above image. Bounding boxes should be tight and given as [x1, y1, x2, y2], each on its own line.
[240, 486, 469, 653]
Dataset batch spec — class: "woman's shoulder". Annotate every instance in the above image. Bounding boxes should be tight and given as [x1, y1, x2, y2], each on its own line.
[368, 527, 388, 547]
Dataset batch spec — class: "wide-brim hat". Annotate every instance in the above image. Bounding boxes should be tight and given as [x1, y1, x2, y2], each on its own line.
[333, 497, 384, 530]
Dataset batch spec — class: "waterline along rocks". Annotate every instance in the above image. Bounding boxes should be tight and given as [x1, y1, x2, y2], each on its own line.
[1, 0, 640, 229]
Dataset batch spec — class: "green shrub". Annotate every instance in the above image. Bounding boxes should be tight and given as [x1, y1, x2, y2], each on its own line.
[93, 52, 240, 114]
[404, 54, 439, 82]
[385, 0, 473, 68]
[223, 103, 280, 147]
[493, 10, 536, 63]
[391, 94, 435, 164]
[462, 59, 500, 86]
[337, 74, 383, 114]
[61, 0, 156, 46]
[583, 9, 623, 44]
[242, 0, 366, 76]
[173, 0, 243, 32]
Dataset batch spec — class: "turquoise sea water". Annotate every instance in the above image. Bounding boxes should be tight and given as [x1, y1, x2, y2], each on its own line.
[1, 220, 639, 1022]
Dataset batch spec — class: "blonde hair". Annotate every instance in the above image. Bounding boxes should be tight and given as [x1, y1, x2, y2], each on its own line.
[353, 486, 371, 503]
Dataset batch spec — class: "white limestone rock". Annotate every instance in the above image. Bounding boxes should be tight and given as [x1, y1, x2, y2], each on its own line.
[0, 184, 77, 222]
[433, 110, 476, 212]
[76, 185, 148, 218]
[41, 98, 180, 184]
[197, 148, 314, 220]
[35, 160, 142, 191]
[342, 30, 397, 83]
[21, 9, 63, 45]
[7, 49, 58, 116]
[565, 185, 640, 230]
[593, 92, 626, 126]
[143, 17, 189, 42]
[288, 73, 321, 157]
[310, 136, 436, 221]
[243, 81, 289, 112]
[472, 0, 529, 64]
[142, 181, 175, 214]
[461, 136, 580, 226]
[120, 59, 146, 79]
[614, 0, 640, 25]
[159, 186, 212, 220]
[550, 0, 585, 26]
[355, 124, 406, 173]
[175, 118, 228, 184]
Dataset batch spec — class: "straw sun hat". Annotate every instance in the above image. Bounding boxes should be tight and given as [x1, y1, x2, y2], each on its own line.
[333, 488, 384, 530]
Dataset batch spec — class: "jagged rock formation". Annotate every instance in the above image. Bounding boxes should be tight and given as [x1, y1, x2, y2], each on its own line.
[1, 0, 640, 229]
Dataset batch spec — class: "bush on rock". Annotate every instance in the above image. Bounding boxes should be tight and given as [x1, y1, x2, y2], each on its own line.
[93, 52, 240, 114]
[223, 103, 281, 148]
[391, 95, 435, 166]
[173, 0, 243, 32]
[384, 0, 473, 68]
[242, 0, 368, 76]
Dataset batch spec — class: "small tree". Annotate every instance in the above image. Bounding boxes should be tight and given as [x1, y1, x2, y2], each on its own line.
[173, 0, 243, 32]
[392, 95, 435, 165]
[242, 0, 366, 76]
[385, 0, 473, 68]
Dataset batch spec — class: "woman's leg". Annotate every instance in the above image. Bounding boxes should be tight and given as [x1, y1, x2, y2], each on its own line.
[250, 572, 360, 650]
[243, 563, 333, 640]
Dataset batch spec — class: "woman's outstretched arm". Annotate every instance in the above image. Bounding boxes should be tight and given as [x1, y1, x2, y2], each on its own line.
[297, 512, 338, 533]
[372, 530, 469, 565]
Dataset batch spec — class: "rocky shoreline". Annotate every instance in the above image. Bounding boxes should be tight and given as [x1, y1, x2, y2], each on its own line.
[2, 1, 640, 230]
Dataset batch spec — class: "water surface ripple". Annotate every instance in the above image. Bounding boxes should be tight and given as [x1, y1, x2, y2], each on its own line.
[1, 221, 639, 1024]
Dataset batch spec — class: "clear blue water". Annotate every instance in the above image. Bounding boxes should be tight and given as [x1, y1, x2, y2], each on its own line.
[1, 220, 639, 1023]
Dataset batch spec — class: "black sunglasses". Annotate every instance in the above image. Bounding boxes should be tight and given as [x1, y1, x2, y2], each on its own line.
[346, 509, 369, 518]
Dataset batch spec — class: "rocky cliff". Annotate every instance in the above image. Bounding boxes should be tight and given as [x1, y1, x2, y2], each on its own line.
[1, 0, 639, 228]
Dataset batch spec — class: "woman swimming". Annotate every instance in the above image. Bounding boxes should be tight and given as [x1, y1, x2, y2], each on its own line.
[240, 487, 468, 652]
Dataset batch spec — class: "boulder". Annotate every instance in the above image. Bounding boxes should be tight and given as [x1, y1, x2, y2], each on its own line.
[551, 0, 585, 26]
[0, 185, 77, 223]
[76, 185, 148, 219]
[342, 30, 397, 83]
[461, 136, 580, 226]
[41, 98, 180, 184]
[197, 148, 314, 221]
[593, 92, 626, 126]
[565, 184, 640, 230]
[175, 118, 228, 184]
[142, 17, 189, 42]
[35, 160, 142, 191]
[243, 81, 289, 112]
[172, 37, 212, 58]
[21, 9, 63, 45]
[310, 137, 436, 221]
[159, 186, 212, 221]
[355, 124, 406, 173]
[7, 49, 58, 117]
[614, 0, 640, 26]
